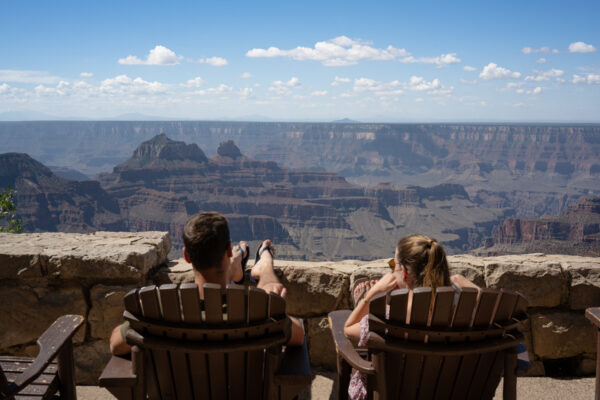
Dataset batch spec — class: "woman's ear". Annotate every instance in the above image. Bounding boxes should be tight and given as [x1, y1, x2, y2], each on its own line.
[183, 247, 191, 263]
[226, 241, 233, 258]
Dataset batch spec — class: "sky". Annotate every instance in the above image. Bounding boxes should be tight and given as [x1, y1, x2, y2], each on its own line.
[1, 0, 599, 122]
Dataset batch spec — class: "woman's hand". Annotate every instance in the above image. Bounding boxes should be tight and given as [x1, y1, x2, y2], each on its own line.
[365, 273, 398, 300]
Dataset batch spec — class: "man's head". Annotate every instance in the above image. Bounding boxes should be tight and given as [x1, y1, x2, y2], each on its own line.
[183, 212, 230, 271]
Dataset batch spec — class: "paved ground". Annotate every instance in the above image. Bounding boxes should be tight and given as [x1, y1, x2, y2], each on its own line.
[78, 370, 596, 399]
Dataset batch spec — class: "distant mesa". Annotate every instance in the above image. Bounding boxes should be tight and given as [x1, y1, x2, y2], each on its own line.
[122, 133, 208, 168]
[49, 166, 90, 181]
[332, 118, 360, 123]
[216, 140, 243, 159]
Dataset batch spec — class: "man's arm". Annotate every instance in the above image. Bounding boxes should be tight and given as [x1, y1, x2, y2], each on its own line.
[109, 323, 132, 355]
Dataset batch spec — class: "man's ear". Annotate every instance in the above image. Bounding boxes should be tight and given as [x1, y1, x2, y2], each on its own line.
[226, 241, 233, 258]
[183, 246, 191, 264]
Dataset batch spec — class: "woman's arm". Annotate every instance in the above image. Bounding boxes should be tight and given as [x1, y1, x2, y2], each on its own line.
[450, 274, 480, 289]
[109, 323, 132, 355]
[288, 316, 306, 346]
[344, 273, 398, 343]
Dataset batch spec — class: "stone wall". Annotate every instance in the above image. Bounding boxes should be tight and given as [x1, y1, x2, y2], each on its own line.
[1, 233, 599, 384]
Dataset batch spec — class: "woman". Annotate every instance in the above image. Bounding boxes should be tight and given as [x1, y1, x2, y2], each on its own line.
[343, 234, 478, 399]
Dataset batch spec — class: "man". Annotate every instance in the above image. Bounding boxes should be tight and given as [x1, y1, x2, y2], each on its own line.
[110, 212, 305, 355]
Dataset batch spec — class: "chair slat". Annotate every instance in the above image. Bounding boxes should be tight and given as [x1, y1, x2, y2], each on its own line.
[160, 284, 194, 400]
[466, 352, 497, 399]
[124, 289, 141, 315]
[450, 355, 480, 400]
[179, 283, 208, 400]
[400, 354, 424, 399]
[139, 286, 175, 400]
[451, 288, 478, 329]
[388, 289, 409, 324]
[513, 293, 528, 317]
[493, 290, 519, 324]
[370, 292, 388, 320]
[417, 355, 442, 400]
[204, 284, 227, 400]
[246, 287, 268, 400]
[472, 289, 500, 329]
[226, 285, 246, 400]
[480, 350, 505, 399]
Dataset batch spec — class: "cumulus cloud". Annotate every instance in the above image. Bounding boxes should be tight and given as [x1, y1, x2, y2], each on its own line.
[247, 36, 411, 66]
[181, 77, 205, 88]
[479, 63, 521, 80]
[311, 90, 328, 96]
[0, 83, 10, 94]
[331, 76, 351, 86]
[268, 77, 301, 95]
[0, 69, 61, 84]
[240, 72, 252, 79]
[195, 84, 233, 96]
[406, 76, 441, 91]
[100, 75, 167, 94]
[516, 87, 543, 95]
[239, 87, 253, 98]
[536, 58, 547, 64]
[525, 69, 564, 82]
[568, 42, 596, 53]
[246, 36, 459, 68]
[350, 75, 450, 97]
[80, 72, 93, 78]
[572, 73, 600, 84]
[118, 45, 181, 65]
[521, 46, 559, 54]
[463, 65, 477, 72]
[199, 56, 228, 66]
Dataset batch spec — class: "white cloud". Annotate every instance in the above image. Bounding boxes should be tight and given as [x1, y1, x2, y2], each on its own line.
[118, 45, 181, 65]
[0, 70, 61, 84]
[195, 84, 233, 96]
[525, 68, 564, 82]
[521, 46, 558, 54]
[268, 77, 301, 95]
[536, 58, 547, 64]
[101, 75, 167, 94]
[80, 72, 93, 78]
[181, 77, 205, 88]
[506, 82, 522, 89]
[463, 65, 477, 72]
[351, 75, 450, 97]
[240, 72, 252, 79]
[200, 56, 228, 67]
[311, 90, 328, 96]
[403, 53, 461, 68]
[331, 76, 351, 86]
[0, 83, 12, 94]
[516, 86, 543, 95]
[247, 36, 412, 67]
[479, 63, 521, 80]
[572, 73, 600, 84]
[460, 78, 477, 85]
[406, 76, 441, 91]
[568, 42, 596, 53]
[239, 87, 253, 98]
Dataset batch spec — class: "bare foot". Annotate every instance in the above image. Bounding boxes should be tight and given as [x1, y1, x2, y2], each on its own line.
[230, 241, 248, 283]
[250, 239, 275, 281]
[353, 279, 378, 305]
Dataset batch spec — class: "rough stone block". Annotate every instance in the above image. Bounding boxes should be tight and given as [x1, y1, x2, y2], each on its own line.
[0, 251, 42, 279]
[74, 340, 112, 385]
[151, 258, 195, 285]
[307, 317, 337, 370]
[577, 353, 597, 376]
[0, 284, 87, 349]
[531, 311, 596, 359]
[484, 262, 568, 307]
[448, 261, 485, 287]
[279, 265, 350, 317]
[88, 285, 136, 340]
[566, 263, 600, 310]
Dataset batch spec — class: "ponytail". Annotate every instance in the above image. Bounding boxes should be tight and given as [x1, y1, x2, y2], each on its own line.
[397, 235, 450, 289]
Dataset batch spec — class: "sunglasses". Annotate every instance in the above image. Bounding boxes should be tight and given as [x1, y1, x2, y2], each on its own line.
[388, 258, 396, 271]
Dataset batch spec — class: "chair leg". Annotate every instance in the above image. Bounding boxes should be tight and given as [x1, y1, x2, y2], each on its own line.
[596, 330, 600, 400]
[337, 356, 351, 400]
[503, 348, 517, 400]
[57, 340, 77, 400]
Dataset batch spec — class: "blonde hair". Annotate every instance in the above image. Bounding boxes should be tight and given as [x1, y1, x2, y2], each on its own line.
[397, 234, 450, 288]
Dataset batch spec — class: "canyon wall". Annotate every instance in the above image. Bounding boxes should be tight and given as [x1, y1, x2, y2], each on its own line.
[0, 232, 599, 384]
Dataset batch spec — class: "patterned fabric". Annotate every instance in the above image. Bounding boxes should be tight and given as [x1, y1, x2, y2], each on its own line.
[348, 315, 370, 400]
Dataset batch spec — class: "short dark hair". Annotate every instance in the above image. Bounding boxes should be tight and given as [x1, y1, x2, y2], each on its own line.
[183, 212, 230, 271]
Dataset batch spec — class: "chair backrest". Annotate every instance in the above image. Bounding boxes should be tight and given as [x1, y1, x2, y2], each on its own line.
[366, 286, 528, 399]
[0, 364, 7, 394]
[123, 282, 291, 400]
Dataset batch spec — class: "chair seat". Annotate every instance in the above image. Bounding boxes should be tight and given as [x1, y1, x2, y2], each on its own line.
[0, 356, 60, 400]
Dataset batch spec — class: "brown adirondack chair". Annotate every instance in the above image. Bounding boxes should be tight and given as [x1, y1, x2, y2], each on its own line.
[329, 286, 528, 400]
[0, 314, 84, 400]
[99, 283, 312, 400]
[586, 307, 600, 400]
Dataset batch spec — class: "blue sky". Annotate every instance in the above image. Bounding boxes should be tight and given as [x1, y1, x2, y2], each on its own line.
[1, 1, 599, 122]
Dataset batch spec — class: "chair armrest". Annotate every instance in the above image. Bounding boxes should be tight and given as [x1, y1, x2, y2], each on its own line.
[586, 307, 600, 328]
[2, 315, 84, 398]
[274, 338, 312, 385]
[99, 355, 137, 387]
[328, 310, 375, 374]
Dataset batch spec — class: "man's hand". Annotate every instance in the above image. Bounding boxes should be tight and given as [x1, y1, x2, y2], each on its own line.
[261, 282, 287, 298]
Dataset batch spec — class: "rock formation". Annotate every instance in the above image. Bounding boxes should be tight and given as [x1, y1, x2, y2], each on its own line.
[481, 197, 600, 256]
[95, 134, 506, 258]
[0, 153, 124, 232]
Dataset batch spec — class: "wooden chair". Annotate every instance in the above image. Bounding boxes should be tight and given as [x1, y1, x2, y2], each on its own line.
[329, 287, 528, 400]
[586, 307, 600, 400]
[99, 283, 312, 400]
[0, 314, 84, 400]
